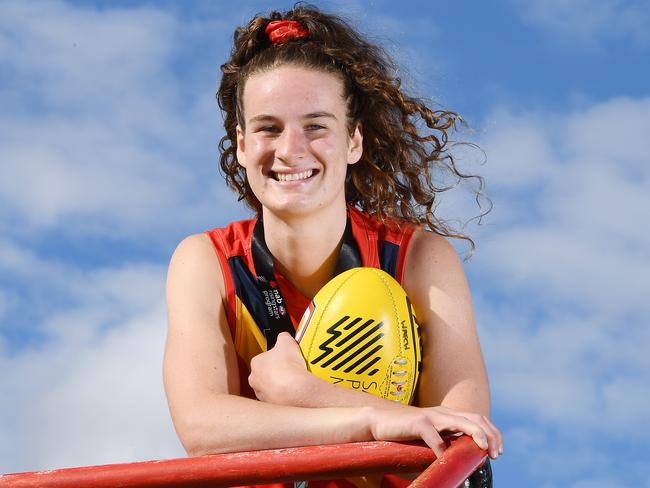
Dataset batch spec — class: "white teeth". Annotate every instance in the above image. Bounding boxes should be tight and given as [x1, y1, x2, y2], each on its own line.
[275, 169, 314, 182]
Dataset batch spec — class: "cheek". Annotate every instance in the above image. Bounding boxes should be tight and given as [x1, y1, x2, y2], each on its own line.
[247, 137, 265, 156]
[246, 138, 274, 168]
[311, 139, 348, 168]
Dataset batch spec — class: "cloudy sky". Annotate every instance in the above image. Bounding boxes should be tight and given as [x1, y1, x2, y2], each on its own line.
[1, 0, 648, 486]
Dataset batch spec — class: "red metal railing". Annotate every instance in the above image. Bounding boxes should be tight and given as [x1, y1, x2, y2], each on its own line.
[0, 435, 486, 488]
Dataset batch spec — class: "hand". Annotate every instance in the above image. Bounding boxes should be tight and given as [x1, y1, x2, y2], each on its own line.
[248, 332, 309, 404]
[365, 405, 503, 460]
[435, 406, 503, 460]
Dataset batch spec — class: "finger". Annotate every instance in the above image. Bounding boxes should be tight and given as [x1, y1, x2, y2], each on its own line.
[435, 415, 488, 451]
[469, 426, 489, 452]
[473, 416, 500, 459]
[461, 413, 499, 458]
[439, 410, 498, 456]
[482, 416, 503, 456]
[467, 414, 501, 459]
[269, 334, 289, 355]
[276, 332, 309, 364]
[417, 423, 446, 459]
[273, 332, 292, 349]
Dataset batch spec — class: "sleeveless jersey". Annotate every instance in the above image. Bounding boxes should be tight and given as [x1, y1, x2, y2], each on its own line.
[205, 206, 416, 488]
[204, 207, 491, 488]
[206, 206, 416, 394]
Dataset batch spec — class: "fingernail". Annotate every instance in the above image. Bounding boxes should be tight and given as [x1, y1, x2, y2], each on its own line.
[499, 446, 503, 454]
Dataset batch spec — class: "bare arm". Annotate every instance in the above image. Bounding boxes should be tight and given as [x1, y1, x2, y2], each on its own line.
[164, 234, 369, 455]
[402, 230, 490, 414]
[248, 331, 408, 410]
[403, 230, 503, 458]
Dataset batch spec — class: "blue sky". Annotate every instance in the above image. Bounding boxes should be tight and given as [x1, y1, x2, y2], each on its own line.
[1, 1, 649, 486]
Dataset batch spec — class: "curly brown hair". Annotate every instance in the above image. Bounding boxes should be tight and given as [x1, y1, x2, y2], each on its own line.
[217, 3, 487, 252]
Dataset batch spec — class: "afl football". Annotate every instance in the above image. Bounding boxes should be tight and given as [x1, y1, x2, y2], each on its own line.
[296, 267, 421, 405]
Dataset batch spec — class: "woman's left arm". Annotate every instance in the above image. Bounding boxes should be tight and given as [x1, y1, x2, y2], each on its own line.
[403, 229, 490, 415]
[248, 228, 502, 457]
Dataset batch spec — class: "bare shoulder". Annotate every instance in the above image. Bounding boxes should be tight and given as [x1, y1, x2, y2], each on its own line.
[169, 233, 220, 274]
[403, 228, 469, 295]
[406, 228, 460, 263]
[166, 232, 228, 342]
[168, 233, 225, 300]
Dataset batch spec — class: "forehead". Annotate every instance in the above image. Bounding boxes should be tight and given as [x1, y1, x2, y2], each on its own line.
[242, 66, 346, 120]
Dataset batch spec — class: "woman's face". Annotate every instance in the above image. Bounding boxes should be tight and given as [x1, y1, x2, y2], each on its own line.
[236, 65, 363, 219]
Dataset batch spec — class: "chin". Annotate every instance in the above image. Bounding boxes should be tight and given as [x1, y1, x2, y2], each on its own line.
[263, 201, 317, 217]
[259, 189, 346, 219]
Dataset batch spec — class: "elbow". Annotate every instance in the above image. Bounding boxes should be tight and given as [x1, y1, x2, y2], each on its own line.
[174, 413, 232, 457]
[184, 442, 212, 458]
[174, 418, 227, 457]
[176, 420, 208, 457]
[180, 430, 208, 457]
[179, 427, 230, 457]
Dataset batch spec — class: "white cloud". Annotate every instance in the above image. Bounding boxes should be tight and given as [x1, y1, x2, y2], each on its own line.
[477, 97, 650, 316]
[512, 0, 650, 45]
[11, 306, 183, 471]
[0, 249, 184, 472]
[480, 300, 650, 436]
[494, 425, 620, 486]
[0, 2, 253, 471]
[471, 96, 650, 483]
[0, 1, 175, 108]
[503, 425, 547, 454]
[0, 238, 65, 277]
[0, 0, 241, 241]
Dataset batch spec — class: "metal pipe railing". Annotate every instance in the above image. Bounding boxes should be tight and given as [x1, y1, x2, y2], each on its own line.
[0, 435, 486, 488]
[409, 436, 487, 487]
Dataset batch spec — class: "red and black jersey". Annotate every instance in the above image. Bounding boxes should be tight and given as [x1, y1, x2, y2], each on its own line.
[205, 206, 417, 488]
[206, 205, 417, 399]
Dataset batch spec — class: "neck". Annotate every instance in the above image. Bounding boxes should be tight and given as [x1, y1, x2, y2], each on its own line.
[262, 205, 347, 298]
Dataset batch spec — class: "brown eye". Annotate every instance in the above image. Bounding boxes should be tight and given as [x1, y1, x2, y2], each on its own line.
[258, 126, 280, 133]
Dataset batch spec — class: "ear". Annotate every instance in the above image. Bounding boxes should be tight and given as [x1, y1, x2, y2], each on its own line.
[347, 122, 363, 165]
[236, 125, 247, 168]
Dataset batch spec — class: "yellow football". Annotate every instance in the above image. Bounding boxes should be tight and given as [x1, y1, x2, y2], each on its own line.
[296, 267, 421, 405]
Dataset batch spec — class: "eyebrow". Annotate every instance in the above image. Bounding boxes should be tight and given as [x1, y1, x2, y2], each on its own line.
[248, 111, 338, 124]
[304, 111, 338, 120]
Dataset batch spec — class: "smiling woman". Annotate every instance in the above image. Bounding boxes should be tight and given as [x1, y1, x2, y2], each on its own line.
[163, 4, 501, 488]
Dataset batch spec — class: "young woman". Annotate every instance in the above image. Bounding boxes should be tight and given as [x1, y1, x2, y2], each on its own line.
[164, 5, 502, 486]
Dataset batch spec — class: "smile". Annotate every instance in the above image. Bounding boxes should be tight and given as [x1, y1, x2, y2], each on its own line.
[272, 169, 316, 182]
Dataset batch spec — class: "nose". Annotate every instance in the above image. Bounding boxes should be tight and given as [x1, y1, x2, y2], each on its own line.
[275, 125, 307, 165]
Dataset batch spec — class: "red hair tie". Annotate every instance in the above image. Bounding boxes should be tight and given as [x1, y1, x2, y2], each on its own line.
[265, 20, 309, 44]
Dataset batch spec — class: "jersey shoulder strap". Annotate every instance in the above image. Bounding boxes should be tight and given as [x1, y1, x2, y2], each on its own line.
[347, 205, 417, 284]
[205, 218, 256, 337]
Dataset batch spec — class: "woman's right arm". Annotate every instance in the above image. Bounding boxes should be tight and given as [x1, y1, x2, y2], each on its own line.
[163, 234, 364, 455]
[163, 234, 488, 458]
